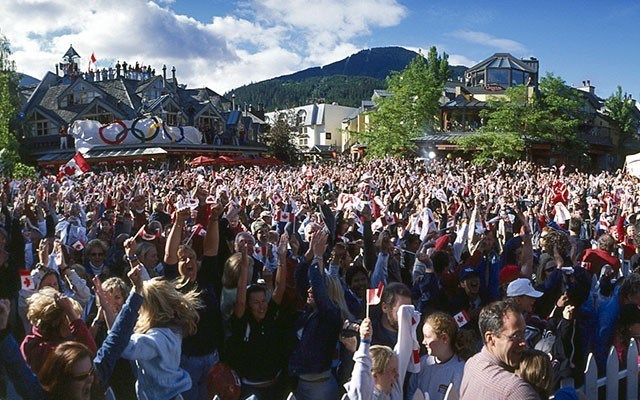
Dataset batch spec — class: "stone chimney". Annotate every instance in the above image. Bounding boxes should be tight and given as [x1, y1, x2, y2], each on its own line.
[171, 66, 176, 82]
[231, 94, 236, 110]
[162, 65, 167, 87]
[577, 80, 595, 95]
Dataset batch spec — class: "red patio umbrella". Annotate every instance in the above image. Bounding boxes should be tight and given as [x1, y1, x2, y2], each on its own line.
[190, 156, 217, 166]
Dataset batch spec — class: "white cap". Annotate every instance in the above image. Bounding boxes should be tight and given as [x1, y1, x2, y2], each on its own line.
[507, 278, 543, 298]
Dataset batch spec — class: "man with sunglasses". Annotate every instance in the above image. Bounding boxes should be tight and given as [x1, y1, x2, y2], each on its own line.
[459, 300, 540, 400]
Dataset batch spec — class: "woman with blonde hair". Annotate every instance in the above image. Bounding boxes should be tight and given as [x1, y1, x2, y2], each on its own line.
[20, 287, 97, 375]
[407, 312, 470, 400]
[120, 277, 201, 400]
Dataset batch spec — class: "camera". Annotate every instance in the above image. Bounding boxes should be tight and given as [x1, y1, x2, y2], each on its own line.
[340, 320, 361, 338]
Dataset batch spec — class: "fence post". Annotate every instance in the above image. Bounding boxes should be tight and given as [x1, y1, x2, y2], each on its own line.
[583, 353, 598, 400]
[606, 346, 619, 400]
[627, 338, 639, 400]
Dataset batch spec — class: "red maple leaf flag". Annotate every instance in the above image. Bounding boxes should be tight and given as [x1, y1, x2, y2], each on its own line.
[277, 210, 294, 223]
[191, 224, 207, 237]
[453, 310, 471, 328]
[366, 282, 384, 306]
[20, 270, 35, 291]
[59, 152, 91, 179]
[71, 240, 85, 251]
[90, 52, 97, 64]
[136, 225, 160, 241]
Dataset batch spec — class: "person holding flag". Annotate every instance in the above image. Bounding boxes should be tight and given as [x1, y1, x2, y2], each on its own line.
[407, 312, 471, 400]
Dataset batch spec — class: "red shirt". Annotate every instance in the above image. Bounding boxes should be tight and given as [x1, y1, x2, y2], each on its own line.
[581, 248, 621, 276]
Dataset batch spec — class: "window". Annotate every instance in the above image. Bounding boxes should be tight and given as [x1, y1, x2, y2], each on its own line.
[60, 83, 100, 107]
[145, 80, 164, 100]
[511, 70, 524, 86]
[325, 132, 332, 140]
[487, 69, 509, 87]
[162, 103, 183, 126]
[28, 112, 56, 136]
[82, 104, 115, 124]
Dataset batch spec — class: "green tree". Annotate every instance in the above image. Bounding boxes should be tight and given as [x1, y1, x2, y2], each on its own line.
[0, 34, 22, 175]
[605, 86, 639, 149]
[357, 47, 449, 157]
[457, 73, 583, 163]
[263, 111, 302, 164]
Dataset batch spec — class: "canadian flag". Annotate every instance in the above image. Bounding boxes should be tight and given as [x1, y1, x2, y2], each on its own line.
[20, 270, 35, 291]
[254, 245, 268, 260]
[87, 51, 97, 73]
[192, 224, 207, 237]
[366, 282, 384, 305]
[205, 195, 217, 205]
[453, 310, 471, 328]
[58, 152, 91, 180]
[277, 210, 294, 223]
[137, 225, 160, 241]
[383, 214, 399, 226]
[71, 239, 85, 251]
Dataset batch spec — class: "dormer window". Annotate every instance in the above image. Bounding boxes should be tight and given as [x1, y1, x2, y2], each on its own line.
[145, 80, 164, 100]
[60, 83, 100, 107]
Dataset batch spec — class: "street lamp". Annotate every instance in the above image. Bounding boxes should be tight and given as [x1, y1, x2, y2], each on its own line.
[428, 151, 436, 160]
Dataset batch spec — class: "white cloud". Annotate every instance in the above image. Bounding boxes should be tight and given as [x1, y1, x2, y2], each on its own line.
[450, 30, 526, 53]
[448, 54, 475, 67]
[0, 0, 408, 93]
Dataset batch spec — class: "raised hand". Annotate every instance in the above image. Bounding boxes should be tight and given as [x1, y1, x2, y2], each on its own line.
[127, 264, 144, 295]
[277, 232, 289, 259]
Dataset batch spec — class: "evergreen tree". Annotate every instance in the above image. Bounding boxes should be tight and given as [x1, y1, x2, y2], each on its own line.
[357, 47, 449, 157]
[0, 34, 21, 175]
[263, 111, 302, 164]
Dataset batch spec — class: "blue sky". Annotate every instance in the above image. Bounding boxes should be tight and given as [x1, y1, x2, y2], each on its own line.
[1, 0, 639, 98]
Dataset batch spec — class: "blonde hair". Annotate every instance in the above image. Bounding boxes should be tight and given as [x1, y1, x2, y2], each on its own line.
[370, 345, 394, 374]
[325, 273, 353, 321]
[102, 277, 129, 298]
[516, 348, 552, 399]
[222, 252, 254, 289]
[26, 287, 82, 338]
[136, 278, 201, 337]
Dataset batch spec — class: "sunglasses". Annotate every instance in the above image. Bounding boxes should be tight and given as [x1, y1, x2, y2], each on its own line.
[71, 365, 95, 381]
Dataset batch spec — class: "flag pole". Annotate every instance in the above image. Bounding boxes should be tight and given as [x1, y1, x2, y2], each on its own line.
[185, 228, 197, 247]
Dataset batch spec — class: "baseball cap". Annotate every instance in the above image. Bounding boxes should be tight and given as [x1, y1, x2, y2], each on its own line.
[458, 266, 479, 281]
[506, 278, 543, 298]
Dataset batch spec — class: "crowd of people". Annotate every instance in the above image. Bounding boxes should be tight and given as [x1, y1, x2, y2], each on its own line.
[0, 156, 639, 400]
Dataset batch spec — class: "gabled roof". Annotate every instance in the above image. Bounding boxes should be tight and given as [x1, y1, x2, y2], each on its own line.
[73, 98, 126, 122]
[57, 78, 108, 102]
[467, 53, 536, 73]
[63, 45, 80, 60]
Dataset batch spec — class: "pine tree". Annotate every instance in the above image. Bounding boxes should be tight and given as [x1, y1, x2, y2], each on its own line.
[0, 34, 21, 174]
[263, 111, 302, 164]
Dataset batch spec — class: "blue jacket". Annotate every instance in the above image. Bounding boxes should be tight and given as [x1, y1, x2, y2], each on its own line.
[121, 327, 192, 400]
[0, 332, 45, 399]
[94, 290, 144, 391]
[290, 261, 342, 376]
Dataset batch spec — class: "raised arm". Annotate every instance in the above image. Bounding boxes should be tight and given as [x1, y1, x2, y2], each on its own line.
[272, 232, 289, 305]
[203, 203, 223, 257]
[233, 247, 250, 319]
[164, 208, 190, 265]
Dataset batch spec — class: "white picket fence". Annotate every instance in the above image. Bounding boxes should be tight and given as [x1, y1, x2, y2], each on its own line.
[212, 340, 638, 400]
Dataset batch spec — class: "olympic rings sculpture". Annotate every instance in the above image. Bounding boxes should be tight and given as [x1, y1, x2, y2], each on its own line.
[98, 117, 185, 145]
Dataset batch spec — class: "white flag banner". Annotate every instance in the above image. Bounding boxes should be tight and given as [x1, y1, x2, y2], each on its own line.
[626, 152, 640, 178]
[70, 117, 203, 152]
